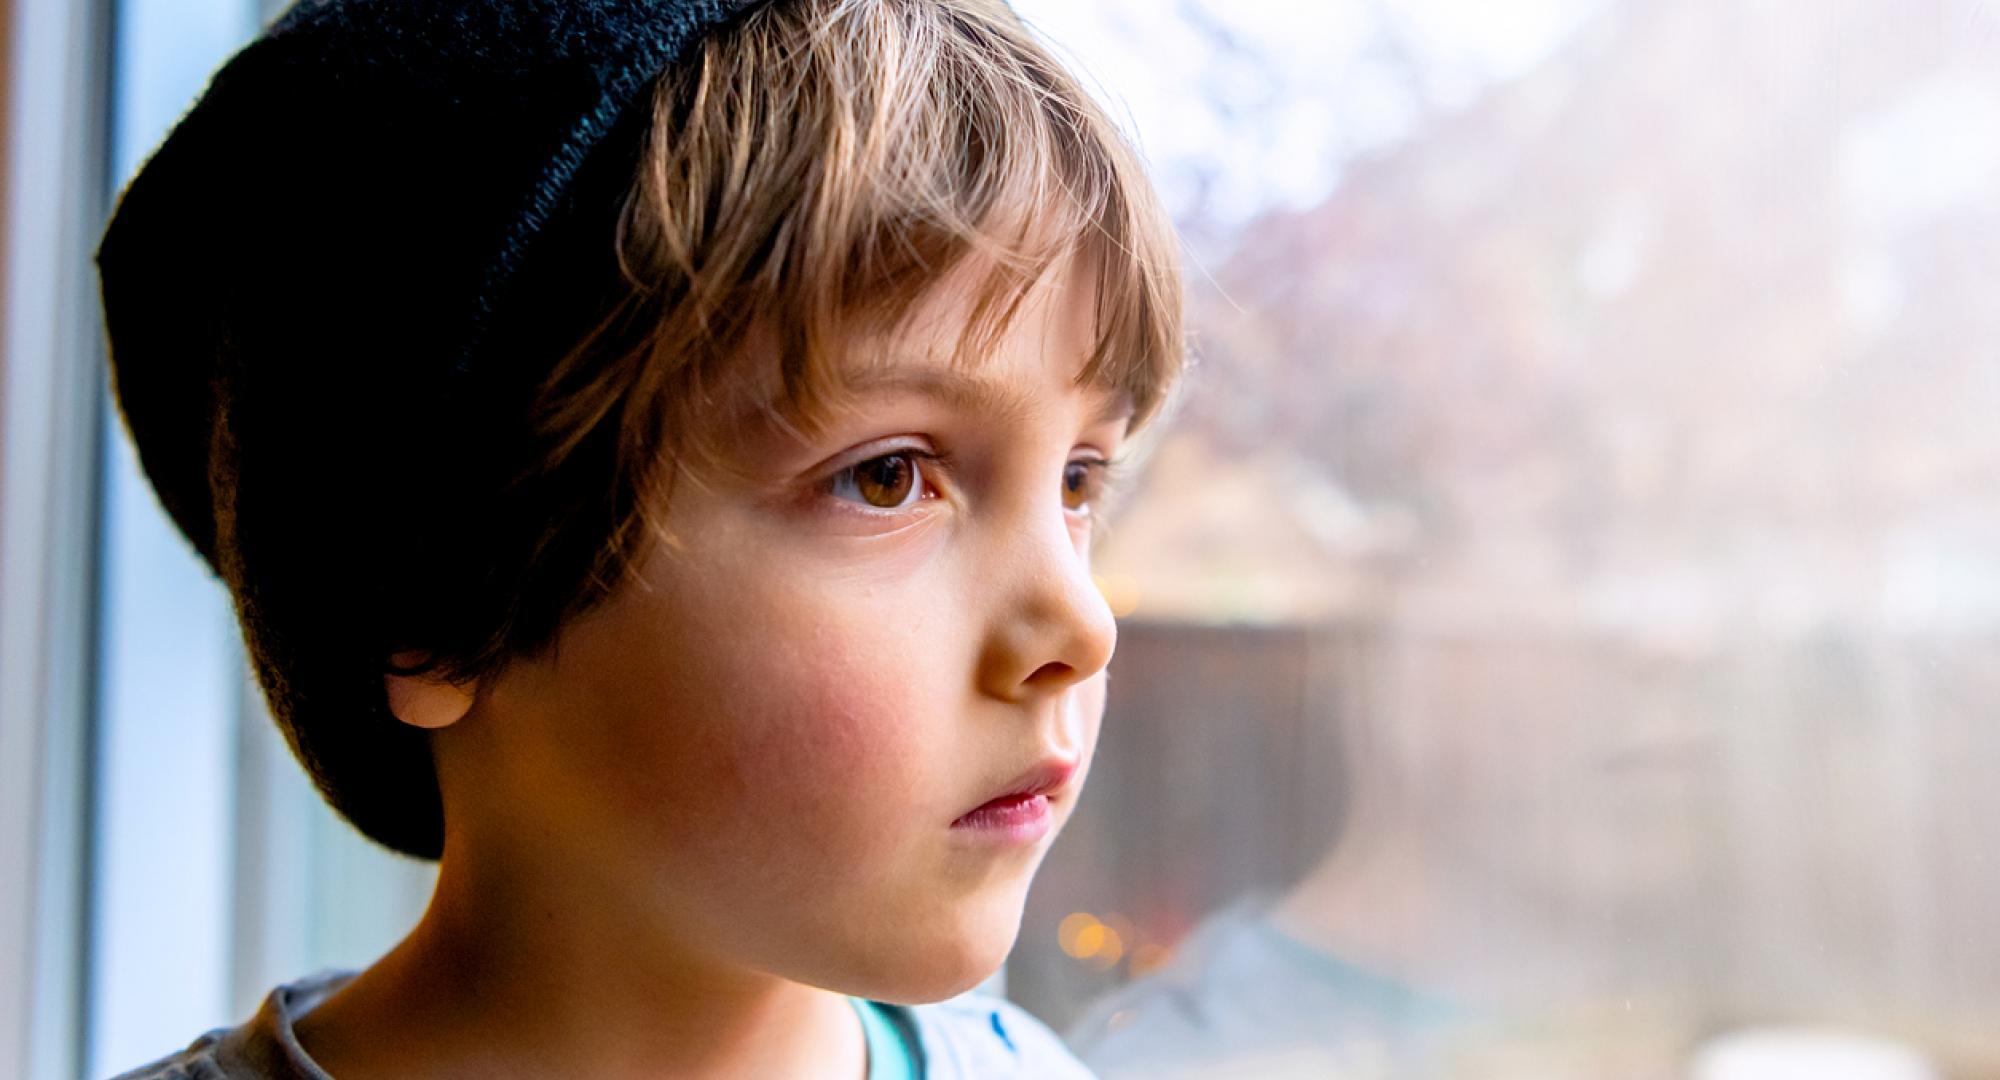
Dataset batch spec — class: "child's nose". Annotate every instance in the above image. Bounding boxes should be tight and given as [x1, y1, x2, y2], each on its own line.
[973, 507, 1118, 705]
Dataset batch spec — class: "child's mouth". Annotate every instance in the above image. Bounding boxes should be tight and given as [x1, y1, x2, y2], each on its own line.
[950, 793, 1053, 842]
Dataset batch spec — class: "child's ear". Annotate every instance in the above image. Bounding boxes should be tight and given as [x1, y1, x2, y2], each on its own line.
[384, 650, 478, 730]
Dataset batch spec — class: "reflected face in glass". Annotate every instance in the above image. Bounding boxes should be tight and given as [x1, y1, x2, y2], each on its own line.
[467, 261, 1129, 1002]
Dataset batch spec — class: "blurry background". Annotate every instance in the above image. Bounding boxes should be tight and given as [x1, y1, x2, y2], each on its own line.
[1006, 1, 2000, 1076]
[3, 0, 1999, 1077]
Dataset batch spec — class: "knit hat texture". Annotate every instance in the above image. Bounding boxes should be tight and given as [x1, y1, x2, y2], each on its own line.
[95, 0, 768, 858]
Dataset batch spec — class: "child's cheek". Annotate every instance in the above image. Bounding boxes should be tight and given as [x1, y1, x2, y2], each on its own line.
[630, 614, 938, 860]
[734, 634, 932, 816]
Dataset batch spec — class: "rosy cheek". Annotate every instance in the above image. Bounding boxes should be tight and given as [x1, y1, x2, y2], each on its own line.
[703, 646, 927, 826]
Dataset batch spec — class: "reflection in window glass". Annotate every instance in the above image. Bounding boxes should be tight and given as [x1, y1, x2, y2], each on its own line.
[1009, 1, 2000, 1076]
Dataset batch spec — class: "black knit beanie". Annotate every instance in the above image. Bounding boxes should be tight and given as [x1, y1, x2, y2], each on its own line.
[95, 0, 771, 859]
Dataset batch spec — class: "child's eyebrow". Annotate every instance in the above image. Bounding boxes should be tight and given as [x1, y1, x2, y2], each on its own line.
[839, 364, 1134, 429]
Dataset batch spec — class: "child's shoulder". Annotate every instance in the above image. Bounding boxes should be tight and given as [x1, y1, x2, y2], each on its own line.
[107, 1044, 239, 1080]
[106, 969, 351, 1080]
[897, 989, 1098, 1079]
[108, 971, 1096, 1080]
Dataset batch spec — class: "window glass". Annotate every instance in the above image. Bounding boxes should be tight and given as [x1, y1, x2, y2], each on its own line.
[87, 0, 259, 1068]
[89, 0, 432, 1072]
[1009, 2, 2000, 1076]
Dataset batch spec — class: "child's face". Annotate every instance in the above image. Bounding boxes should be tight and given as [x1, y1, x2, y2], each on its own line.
[458, 258, 1128, 1001]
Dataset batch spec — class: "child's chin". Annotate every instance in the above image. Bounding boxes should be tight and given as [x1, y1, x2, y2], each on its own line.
[862, 958, 1007, 1006]
[850, 905, 1024, 1004]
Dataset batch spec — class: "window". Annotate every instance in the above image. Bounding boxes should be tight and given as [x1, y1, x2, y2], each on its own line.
[1011, 3, 2000, 1076]
[17, 2, 1997, 1078]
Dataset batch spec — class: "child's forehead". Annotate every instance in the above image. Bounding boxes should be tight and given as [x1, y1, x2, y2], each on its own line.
[812, 269, 1128, 418]
[737, 338, 1132, 435]
[830, 354, 1137, 429]
[691, 324, 1131, 484]
[725, 252, 1126, 416]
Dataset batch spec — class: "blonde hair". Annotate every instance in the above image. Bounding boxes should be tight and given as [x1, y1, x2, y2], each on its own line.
[517, 0, 1187, 585]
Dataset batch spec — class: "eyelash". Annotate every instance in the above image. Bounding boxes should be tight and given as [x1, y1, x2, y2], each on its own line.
[822, 448, 1126, 519]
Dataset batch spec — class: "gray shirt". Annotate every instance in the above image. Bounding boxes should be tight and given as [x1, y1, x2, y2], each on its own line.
[111, 969, 1095, 1079]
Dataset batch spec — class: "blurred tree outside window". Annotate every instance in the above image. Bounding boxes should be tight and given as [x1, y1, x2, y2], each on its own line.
[1010, 1, 2000, 1076]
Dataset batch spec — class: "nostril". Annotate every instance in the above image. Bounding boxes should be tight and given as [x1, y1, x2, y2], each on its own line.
[1028, 660, 1076, 685]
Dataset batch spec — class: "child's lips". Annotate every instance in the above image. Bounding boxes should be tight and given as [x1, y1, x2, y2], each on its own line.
[950, 792, 1053, 841]
[951, 757, 1076, 835]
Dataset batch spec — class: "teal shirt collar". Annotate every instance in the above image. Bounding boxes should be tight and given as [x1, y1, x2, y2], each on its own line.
[852, 997, 923, 1080]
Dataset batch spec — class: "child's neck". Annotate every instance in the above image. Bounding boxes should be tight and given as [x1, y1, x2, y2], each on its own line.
[293, 846, 868, 1080]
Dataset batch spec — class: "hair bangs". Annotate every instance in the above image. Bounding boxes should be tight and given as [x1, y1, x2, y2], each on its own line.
[523, 0, 1186, 576]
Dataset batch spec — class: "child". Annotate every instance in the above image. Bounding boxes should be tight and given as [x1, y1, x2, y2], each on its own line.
[95, 0, 1185, 1076]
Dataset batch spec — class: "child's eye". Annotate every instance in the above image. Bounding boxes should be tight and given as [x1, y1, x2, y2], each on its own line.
[1063, 458, 1123, 516]
[828, 451, 937, 511]
[825, 450, 1124, 517]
